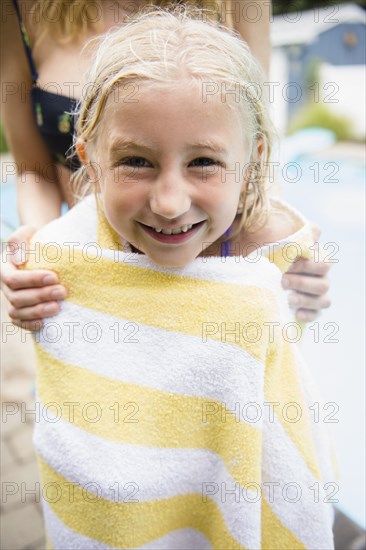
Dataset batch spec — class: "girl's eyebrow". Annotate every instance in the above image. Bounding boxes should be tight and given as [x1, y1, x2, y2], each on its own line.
[189, 141, 228, 154]
[109, 138, 151, 156]
[109, 138, 228, 156]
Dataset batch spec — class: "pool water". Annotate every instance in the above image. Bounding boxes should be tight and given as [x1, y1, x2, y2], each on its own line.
[1, 181, 19, 239]
[1, 182, 68, 240]
[281, 153, 365, 528]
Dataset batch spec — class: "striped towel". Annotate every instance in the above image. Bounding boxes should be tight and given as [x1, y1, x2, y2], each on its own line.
[28, 195, 337, 549]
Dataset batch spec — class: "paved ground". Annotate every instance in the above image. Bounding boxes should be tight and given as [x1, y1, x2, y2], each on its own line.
[1, 294, 46, 549]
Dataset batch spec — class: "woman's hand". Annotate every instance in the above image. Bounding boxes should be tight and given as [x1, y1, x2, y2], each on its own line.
[1, 226, 67, 330]
[282, 258, 331, 322]
[282, 227, 331, 322]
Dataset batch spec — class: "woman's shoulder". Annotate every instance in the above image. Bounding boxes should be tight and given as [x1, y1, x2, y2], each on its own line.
[242, 198, 309, 249]
[31, 195, 98, 247]
[243, 199, 314, 273]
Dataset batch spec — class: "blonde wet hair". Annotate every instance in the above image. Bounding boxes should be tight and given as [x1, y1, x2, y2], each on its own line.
[73, 5, 274, 233]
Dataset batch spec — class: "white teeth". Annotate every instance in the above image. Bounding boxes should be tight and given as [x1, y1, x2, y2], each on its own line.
[152, 223, 194, 235]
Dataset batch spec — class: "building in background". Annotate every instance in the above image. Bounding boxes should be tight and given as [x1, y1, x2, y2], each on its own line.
[270, 3, 366, 138]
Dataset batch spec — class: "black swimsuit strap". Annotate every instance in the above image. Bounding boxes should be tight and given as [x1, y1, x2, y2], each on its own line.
[12, 0, 39, 86]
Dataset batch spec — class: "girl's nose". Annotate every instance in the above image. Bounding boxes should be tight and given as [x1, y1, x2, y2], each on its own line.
[150, 172, 191, 219]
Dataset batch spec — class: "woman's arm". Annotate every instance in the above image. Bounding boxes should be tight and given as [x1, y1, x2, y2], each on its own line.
[219, 0, 271, 74]
[1, 0, 63, 226]
[222, 0, 332, 320]
[1, 1, 67, 328]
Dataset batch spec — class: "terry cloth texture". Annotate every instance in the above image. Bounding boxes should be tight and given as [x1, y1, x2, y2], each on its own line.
[27, 195, 337, 550]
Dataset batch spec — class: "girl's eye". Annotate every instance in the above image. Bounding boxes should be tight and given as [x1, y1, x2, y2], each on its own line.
[118, 157, 151, 168]
[189, 157, 222, 167]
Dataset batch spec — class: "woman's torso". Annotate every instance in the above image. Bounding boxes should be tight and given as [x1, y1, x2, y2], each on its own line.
[19, 0, 146, 202]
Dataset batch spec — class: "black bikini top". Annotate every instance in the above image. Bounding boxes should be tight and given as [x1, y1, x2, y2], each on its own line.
[13, 0, 80, 171]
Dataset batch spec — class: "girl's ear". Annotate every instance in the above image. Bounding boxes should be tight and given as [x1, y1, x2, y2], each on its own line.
[75, 139, 87, 165]
[257, 138, 264, 156]
[76, 139, 99, 182]
[241, 138, 264, 193]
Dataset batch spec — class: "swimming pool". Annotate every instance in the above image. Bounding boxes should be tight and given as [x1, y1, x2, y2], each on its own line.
[280, 152, 365, 529]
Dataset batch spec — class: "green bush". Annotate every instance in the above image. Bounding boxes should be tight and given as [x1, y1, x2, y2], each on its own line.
[0, 121, 8, 153]
[288, 103, 354, 141]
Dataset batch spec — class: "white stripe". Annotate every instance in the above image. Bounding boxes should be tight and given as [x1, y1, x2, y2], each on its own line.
[98, 248, 283, 290]
[37, 302, 265, 424]
[139, 529, 212, 550]
[35, 194, 98, 247]
[35, 415, 261, 549]
[43, 500, 212, 550]
[262, 413, 335, 549]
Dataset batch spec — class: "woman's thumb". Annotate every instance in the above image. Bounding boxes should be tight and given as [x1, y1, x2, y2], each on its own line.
[8, 225, 37, 266]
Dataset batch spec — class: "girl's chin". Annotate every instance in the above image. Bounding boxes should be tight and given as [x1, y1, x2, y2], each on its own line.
[145, 250, 199, 268]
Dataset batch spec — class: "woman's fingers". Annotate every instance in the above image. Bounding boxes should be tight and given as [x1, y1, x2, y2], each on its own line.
[1, 250, 67, 325]
[2, 270, 67, 324]
[286, 256, 331, 277]
[282, 254, 331, 320]
[295, 309, 320, 323]
[10, 318, 45, 331]
[1, 226, 67, 326]
[282, 271, 330, 297]
[287, 291, 331, 312]
[8, 300, 61, 323]
[2, 265, 60, 292]
[6, 284, 67, 308]
[310, 223, 321, 242]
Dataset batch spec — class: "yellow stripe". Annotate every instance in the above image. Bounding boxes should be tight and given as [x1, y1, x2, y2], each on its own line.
[97, 202, 123, 250]
[38, 455, 246, 550]
[263, 237, 313, 274]
[262, 498, 306, 549]
[45, 533, 53, 550]
[328, 426, 340, 480]
[35, 345, 261, 486]
[27, 247, 277, 364]
[265, 342, 322, 480]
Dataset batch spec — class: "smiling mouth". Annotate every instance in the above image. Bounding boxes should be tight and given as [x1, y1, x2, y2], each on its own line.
[138, 221, 205, 243]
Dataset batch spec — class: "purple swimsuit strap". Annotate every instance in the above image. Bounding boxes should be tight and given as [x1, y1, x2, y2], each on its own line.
[221, 226, 232, 258]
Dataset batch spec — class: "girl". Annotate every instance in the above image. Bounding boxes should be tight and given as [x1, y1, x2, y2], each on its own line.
[1, 0, 331, 329]
[27, 6, 336, 549]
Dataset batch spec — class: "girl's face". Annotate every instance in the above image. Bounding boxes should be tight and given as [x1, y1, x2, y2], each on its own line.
[93, 81, 250, 268]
